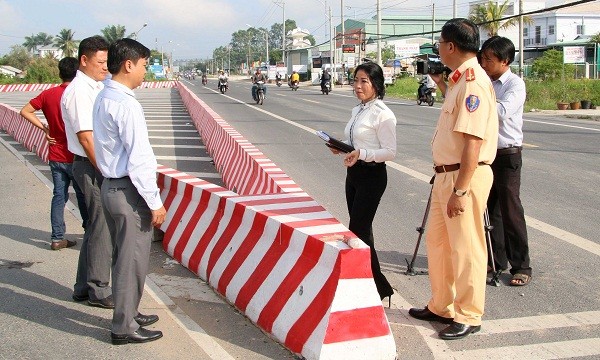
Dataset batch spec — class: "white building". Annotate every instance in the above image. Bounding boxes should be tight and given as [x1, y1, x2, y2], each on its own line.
[468, 1, 600, 49]
[37, 45, 64, 59]
[0, 65, 23, 77]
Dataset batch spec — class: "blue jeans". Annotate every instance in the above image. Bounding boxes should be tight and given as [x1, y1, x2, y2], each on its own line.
[251, 84, 267, 100]
[49, 161, 88, 241]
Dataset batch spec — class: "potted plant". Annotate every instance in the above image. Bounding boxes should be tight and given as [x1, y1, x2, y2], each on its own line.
[581, 80, 592, 109]
[570, 100, 581, 110]
[556, 102, 569, 110]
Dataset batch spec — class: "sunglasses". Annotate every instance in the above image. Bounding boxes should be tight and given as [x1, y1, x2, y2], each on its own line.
[432, 40, 450, 55]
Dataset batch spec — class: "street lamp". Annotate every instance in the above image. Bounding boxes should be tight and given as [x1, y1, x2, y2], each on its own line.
[132, 23, 147, 40]
[247, 24, 269, 67]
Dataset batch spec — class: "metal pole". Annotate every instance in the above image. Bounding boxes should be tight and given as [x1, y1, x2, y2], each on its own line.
[283, 1, 286, 70]
[377, 0, 382, 66]
[453, 0, 456, 18]
[266, 31, 269, 66]
[431, 2, 435, 44]
[341, 0, 345, 67]
[330, 5, 335, 88]
[519, 0, 524, 78]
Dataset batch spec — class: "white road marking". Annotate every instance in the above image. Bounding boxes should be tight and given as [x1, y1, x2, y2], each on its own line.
[525, 118, 600, 132]
[152, 144, 205, 149]
[302, 98, 320, 104]
[155, 155, 212, 161]
[454, 338, 600, 359]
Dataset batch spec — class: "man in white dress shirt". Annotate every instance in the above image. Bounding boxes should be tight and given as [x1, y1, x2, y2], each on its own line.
[61, 35, 114, 308]
[93, 38, 166, 344]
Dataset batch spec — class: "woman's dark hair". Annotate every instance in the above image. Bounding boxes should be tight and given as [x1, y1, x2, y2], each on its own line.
[480, 35, 516, 65]
[107, 38, 151, 74]
[441, 18, 480, 54]
[58, 57, 78, 82]
[78, 35, 109, 63]
[354, 61, 385, 99]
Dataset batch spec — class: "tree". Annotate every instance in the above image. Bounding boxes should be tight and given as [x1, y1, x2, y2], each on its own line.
[469, 0, 532, 37]
[54, 29, 78, 57]
[25, 57, 60, 83]
[532, 49, 574, 81]
[101, 25, 126, 44]
[23, 32, 54, 54]
[366, 45, 395, 63]
[0, 45, 33, 70]
[591, 31, 600, 43]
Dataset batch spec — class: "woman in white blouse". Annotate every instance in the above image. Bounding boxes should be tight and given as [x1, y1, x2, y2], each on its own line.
[330, 62, 397, 304]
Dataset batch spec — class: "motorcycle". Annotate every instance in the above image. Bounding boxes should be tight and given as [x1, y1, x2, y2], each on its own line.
[417, 82, 435, 106]
[255, 80, 265, 105]
[321, 81, 330, 95]
[276, 78, 282, 87]
[201, 76, 208, 86]
[290, 80, 299, 91]
[219, 79, 228, 94]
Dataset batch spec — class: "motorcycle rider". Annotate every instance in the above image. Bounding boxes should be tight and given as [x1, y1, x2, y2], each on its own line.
[320, 68, 331, 92]
[218, 70, 228, 90]
[275, 72, 282, 86]
[290, 70, 299, 87]
[201, 71, 208, 85]
[251, 68, 267, 101]
[418, 74, 435, 100]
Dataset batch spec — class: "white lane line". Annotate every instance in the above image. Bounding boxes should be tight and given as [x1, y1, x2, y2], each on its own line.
[302, 98, 320, 104]
[524, 118, 600, 131]
[476, 311, 600, 335]
[155, 155, 212, 161]
[148, 136, 200, 140]
[146, 124, 194, 127]
[454, 338, 600, 360]
[148, 129, 198, 133]
[152, 144, 205, 149]
[526, 215, 600, 257]
[145, 274, 236, 360]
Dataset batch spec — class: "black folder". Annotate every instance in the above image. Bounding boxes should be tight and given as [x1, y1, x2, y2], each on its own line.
[316, 131, 355, 153]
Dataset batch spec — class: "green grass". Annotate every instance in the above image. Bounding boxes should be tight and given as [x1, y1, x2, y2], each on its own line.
[385, 76, 599, 111]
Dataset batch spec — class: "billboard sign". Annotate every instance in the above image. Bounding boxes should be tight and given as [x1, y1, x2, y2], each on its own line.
[394, 43, 420, 58]
[563, 46, 585, 64]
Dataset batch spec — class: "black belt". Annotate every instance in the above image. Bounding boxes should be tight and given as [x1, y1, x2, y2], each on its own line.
[107, 176, 129, 180]
[356, 160, 384, 167]
[496, 146, 522, 156]
[73, 155, 89, 162]
[434, 162, 488, 173]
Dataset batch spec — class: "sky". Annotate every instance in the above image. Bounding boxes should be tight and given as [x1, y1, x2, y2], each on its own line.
[0, 0, 565, 60]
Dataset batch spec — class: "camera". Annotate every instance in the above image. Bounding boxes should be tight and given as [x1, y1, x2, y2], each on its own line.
[416, 60, 450, 75]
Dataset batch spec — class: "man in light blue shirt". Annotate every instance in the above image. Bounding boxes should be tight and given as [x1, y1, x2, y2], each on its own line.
[479, 36, 531, 286]
[93, 38, 166, 344]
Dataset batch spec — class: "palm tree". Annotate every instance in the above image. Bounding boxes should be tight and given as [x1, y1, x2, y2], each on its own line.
[54, 28, 78, 57]
[35, 32, 54, 46]
[469, 0, 532, 37]
[23, 34, 38, 53]
[591, 31, 600, 43]
[101, 25, 126, 44]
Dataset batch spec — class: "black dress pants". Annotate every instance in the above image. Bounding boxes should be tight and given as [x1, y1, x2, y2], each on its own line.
[487, 151, 532, 276]
[345, 163, 393, 298]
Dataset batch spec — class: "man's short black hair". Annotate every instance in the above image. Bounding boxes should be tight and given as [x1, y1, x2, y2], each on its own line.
[58, 57, 79, 82]
[480, 35, 516, 65]
[441, 18, 480, 54]
[353, 61, 386, 99]
[78, 35, 109, 63]
[107, 38, 151, 75]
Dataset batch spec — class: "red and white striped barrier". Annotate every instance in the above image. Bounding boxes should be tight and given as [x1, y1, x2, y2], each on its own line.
[0, 103, 49, 162]
[177, 83, 302, 195]
[0, 81, 177, 92]
[157, 165, 396, 360]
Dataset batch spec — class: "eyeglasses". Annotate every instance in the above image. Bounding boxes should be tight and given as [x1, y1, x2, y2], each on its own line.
[433, 40, 450, 55]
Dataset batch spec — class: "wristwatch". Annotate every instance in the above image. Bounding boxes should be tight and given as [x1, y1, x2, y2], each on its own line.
[453, 187, 468, 197]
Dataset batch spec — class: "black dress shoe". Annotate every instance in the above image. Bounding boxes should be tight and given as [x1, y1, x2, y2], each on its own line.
[408, 306, 454, 324]
[111, 327, 163, 345]
[72, 293, 89, 302]
[438, 321, 481, 340]
[134, 313, 159, 327]
[88, 294, 115, 309]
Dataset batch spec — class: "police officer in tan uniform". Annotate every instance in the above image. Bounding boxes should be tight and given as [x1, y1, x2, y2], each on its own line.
[409, 18, 499, 340]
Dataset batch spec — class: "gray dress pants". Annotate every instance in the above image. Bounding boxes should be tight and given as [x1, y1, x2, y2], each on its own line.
[72, 158, 112, 300]
[101, 177, 153, 335]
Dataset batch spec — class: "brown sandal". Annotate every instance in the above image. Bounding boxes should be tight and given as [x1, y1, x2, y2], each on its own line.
[510, 273, 531, 286]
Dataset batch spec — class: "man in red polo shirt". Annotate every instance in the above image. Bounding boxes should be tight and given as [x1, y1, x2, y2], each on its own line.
[20, 57, 88, 250]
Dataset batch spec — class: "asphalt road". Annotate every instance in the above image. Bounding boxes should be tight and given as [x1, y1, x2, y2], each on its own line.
[1, 80, 599, 359]
[182, 77, 600, 359]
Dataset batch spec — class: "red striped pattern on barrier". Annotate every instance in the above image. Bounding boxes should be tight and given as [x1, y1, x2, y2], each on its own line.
[177, 83, 302, 195]
[0, 81, 177, 92]
[0, 103, 49, 162]
[157, 166, 396, 359]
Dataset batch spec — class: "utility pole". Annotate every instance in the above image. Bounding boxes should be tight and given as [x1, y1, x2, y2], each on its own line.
[330, 5, 335, 82]
[453, 0, 456, 18]
[519, 0, 524, 79]
[341, 0, 345, 67]
[377, 0, 381, 66]
[431, 2, 436, 44]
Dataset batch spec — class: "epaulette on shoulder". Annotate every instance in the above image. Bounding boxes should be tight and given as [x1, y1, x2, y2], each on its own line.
[465, 68, 476, 82]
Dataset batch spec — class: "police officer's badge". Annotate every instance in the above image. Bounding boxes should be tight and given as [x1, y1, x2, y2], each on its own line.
[465, 95, 480, 112]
